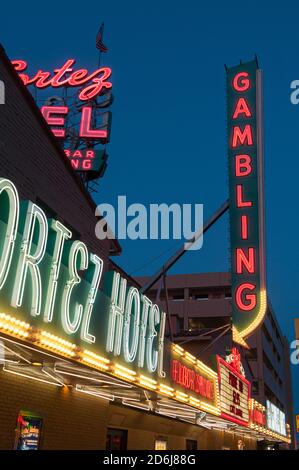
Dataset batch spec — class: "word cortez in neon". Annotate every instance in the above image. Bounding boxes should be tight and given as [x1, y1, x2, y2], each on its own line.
[11, 59, 112, 101]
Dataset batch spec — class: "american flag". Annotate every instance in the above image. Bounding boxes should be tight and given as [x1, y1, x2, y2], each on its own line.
[96, 23, 108, 53]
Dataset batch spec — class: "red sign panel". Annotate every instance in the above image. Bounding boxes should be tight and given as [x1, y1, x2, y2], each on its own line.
[171, 359, 214, 401]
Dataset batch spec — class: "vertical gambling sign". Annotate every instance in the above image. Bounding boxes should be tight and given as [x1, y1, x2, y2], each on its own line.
[226, 59, 267, 346]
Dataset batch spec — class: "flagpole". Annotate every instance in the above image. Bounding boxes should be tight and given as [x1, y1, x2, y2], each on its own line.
[98, 48, 102, 68]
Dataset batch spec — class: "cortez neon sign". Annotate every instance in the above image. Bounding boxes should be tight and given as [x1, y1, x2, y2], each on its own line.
[226, 60, 267, 346]
[11, 60, 112, 143]
[12, 59, 112, 101]
[0, 177, 166, 377]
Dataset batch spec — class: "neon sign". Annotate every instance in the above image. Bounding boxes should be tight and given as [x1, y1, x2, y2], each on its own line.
[40, 106, 111, 142]
[0, 177, 166, 378]
[170, 345, 219, 411]
[250, 400, 266, 427]
[171, 359, 214, 401]
[11, 60, 112, 145]
[64, 148, 107, 173]
[12, 59, 112, 101]
[266, 400, 287, 436]
[226, 60, 267, 346]
[217, 353, 250, 426]
[105, 271, 166, 377]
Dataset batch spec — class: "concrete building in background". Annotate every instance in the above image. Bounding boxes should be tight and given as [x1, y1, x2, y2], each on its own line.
[136, 272, 296, 448]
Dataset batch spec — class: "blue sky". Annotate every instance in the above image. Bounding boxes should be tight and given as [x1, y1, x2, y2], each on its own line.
[1, 1, 298, 428]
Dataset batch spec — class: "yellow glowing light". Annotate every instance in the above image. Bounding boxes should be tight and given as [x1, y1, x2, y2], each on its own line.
[200, 402, 221, 416]
[80, 356, 109, 370]
[0, 313, 31, 338]
[158, 383, 174, 397]
[172, 344, 184, 356]
[113, 363, 136, 382]
[184, 352, 196, 364]
[196, 359, 218, 379]
[139, 374, 157, 384]
[189, 396, 201, 407]
[233, 289, 267, 345]
[80, 349, 110, 370]
[38, 330, 76, 357]
[114, 363, 136, 375]
[138, 374, 157, 390]
[175, 391, 189, 402]
[82, 350, 110, 363]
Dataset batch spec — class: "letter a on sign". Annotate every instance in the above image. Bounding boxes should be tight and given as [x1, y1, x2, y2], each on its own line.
[226, 59, 267, 346]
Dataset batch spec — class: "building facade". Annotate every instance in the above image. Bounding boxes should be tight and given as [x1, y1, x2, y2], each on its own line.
[0, 45, 292, 450]
[136, 272, 296, 448]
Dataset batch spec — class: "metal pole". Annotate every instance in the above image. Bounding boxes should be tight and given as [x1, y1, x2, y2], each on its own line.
[196, 325, 231, 356]
[163, 274, 173, 342]
[141, 199, 229, 294]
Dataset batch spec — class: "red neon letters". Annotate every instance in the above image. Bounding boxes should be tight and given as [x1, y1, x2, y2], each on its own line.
[235, 154, 252, 177]
[251, 408, 266, 426]
[232, 98, 252, 119]
[64, 149, 97, 171]
[235, 283, 257, 311]
[232, 124, 253, 147]
[171, 360, 214, 401]
[236, 248, 255, 274]
[41, 106, 68, 137]
[12, 59, 112, 101]
[232, 72, 250, 92]
[79, 107, 107, 139]
[231, 70, 257, 313]
[41, 106, 107, 140]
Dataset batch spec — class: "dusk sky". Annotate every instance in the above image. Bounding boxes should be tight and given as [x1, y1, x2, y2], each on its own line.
[1, 1, 298, 419]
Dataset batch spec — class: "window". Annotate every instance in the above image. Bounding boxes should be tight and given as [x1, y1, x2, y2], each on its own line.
[186, 439, 197, 450]
[155, 439, 167, 450]
[188, 318, 205, 330]
[251, 380, 259, 395]
[193, 293, 209, 300]
[188, 317, 228, 330]
[177, 317, 184, 331]
[106, 428, 127, 450]
[172, 295, 184, 302]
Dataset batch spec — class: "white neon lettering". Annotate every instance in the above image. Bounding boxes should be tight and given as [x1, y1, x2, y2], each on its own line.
[138, 295, 152, 367]
[157, 311, 166, 378]
[146, 303, 160, 373]
[11, 202, 48, 316]
[0, 178, 19, 290]
[61, 240, 88, 335]
[123, 287, 140, 363]
[81, 253, 103, 343]
[106, 272, 127, 355]
[44, 220, 72, 323]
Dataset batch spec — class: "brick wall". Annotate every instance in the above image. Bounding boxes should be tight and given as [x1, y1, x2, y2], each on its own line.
[0, 369, 109, 450]
[0, 368, 257, 450]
